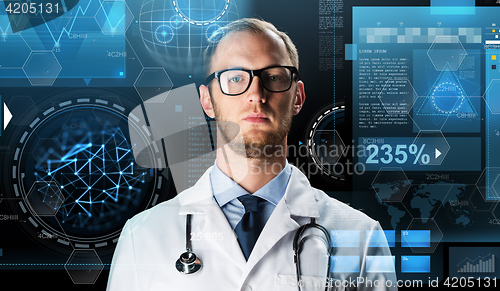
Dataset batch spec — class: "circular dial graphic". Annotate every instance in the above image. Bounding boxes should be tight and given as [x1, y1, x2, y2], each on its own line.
[304, 102, 347, 183]
[431, 82, 465, 114]
[173, 0, 230, 25]
[11, 95, 173, 249]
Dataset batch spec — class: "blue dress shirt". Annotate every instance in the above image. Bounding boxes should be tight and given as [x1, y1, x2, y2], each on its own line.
[210, 161, 292, 230]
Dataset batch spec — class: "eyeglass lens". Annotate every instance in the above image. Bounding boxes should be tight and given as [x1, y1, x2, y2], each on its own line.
[219, 67, 292, 95]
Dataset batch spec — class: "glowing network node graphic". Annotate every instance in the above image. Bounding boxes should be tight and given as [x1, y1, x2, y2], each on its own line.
[155, 24, 174, 44]
[33, 113, 147, 231]
[26, 181, 65, 217]
[11, 95, 173, 249]
[170, 14, 184, 29]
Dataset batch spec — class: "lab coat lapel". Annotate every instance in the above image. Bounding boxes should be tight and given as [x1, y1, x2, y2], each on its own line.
[178, 167, 247, 270]
[242, 166, 320, 277]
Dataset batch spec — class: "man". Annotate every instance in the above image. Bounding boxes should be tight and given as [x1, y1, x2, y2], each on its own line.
[107, 18, 397, 290]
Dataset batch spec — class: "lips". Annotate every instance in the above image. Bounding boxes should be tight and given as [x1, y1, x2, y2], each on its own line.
[243, 112, 269, 124]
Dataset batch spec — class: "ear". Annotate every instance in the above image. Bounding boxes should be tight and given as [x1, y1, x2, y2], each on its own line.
[199, 84, 216, 118]
[292, 80, 306, 115]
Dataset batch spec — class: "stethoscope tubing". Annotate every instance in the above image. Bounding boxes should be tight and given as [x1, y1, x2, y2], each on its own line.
[293, 218, 333, 291]
[176, 215, 333, 291]
[176, 214, 203, 274]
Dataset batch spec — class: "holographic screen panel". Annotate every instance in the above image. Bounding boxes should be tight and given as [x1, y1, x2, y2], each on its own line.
[129, 83, 242, 193]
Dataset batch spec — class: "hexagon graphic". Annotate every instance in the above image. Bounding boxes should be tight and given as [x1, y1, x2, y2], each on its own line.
[26, 181, 65, 217]
[372, 167, 411, 203]
[310, 129, 346, 167]
[492, 203, 500, 220]
[134, 67, 174, 102]
[427, 36, 467, 71]
[22, 51, 62, 86]
[476, 167, 500, 201]
[440, 184, 475, 227]
[404, 219, 442, 253]
[95, 0, 134, 35]
[469, 186, 496, 212]
[412, 131, 450, 166]
[65, 249, 104, 284]
[378, 78, 416, 115]
[0, 31, 31, 71]
[483, 79, 500, 114]
[7, 96, 37, 126]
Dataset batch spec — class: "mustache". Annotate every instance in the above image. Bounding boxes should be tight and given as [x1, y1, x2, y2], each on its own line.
[242, 105, 274, 118]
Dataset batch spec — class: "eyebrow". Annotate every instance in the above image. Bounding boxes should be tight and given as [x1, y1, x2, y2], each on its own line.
[225, 66, 244, 70]
[222, 64, 287, 71]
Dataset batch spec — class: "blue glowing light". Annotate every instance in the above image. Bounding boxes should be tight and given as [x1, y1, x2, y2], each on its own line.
[34, 118, 149, 229]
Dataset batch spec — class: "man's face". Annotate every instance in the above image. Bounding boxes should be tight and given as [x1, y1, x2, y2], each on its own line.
[200, 30, 305, 159]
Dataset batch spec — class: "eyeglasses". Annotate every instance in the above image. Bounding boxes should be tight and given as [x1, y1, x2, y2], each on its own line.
[205, 66, 299, 96]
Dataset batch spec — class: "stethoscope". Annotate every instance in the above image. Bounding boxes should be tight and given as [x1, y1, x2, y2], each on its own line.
[176, 214, 333, 291]
[175, 214, 202, 274]
[293, 217, 333, 291]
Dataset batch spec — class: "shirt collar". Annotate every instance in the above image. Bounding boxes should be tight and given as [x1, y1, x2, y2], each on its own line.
[210, 160, 292, 207]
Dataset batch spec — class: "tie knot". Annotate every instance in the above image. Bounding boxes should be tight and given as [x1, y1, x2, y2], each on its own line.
[238, 194, 260, 213]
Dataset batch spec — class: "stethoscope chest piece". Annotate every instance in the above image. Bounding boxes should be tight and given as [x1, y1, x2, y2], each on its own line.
[176, 251, 202, 274]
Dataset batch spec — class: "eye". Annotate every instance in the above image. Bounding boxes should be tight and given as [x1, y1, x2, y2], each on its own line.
[229, 76, 244, 83]
[268, 75, 284, 82]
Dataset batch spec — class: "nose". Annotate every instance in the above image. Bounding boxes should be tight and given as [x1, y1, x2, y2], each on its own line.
[245, 76, 266, 104]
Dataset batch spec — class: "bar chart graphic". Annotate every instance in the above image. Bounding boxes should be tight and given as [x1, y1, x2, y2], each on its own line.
[457, 254, 495, 273]
[449, 247, 500, 278]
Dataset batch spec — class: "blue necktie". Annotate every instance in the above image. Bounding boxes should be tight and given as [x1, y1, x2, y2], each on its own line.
[234, 194, 263, 260]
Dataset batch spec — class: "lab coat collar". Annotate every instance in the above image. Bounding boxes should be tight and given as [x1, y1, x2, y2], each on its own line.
[177, 166, 215, 214]
[281, 165, 320, 218]
[178, 165, 320, 218]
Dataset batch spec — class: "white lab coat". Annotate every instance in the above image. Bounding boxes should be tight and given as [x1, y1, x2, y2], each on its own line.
[107, 165, 397, 291]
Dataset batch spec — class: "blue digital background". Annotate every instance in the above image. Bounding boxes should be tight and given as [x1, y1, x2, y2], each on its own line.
[0, 0, 498, 289]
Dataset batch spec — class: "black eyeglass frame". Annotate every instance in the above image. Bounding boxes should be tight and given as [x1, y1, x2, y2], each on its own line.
[205, 65, 299, 96]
